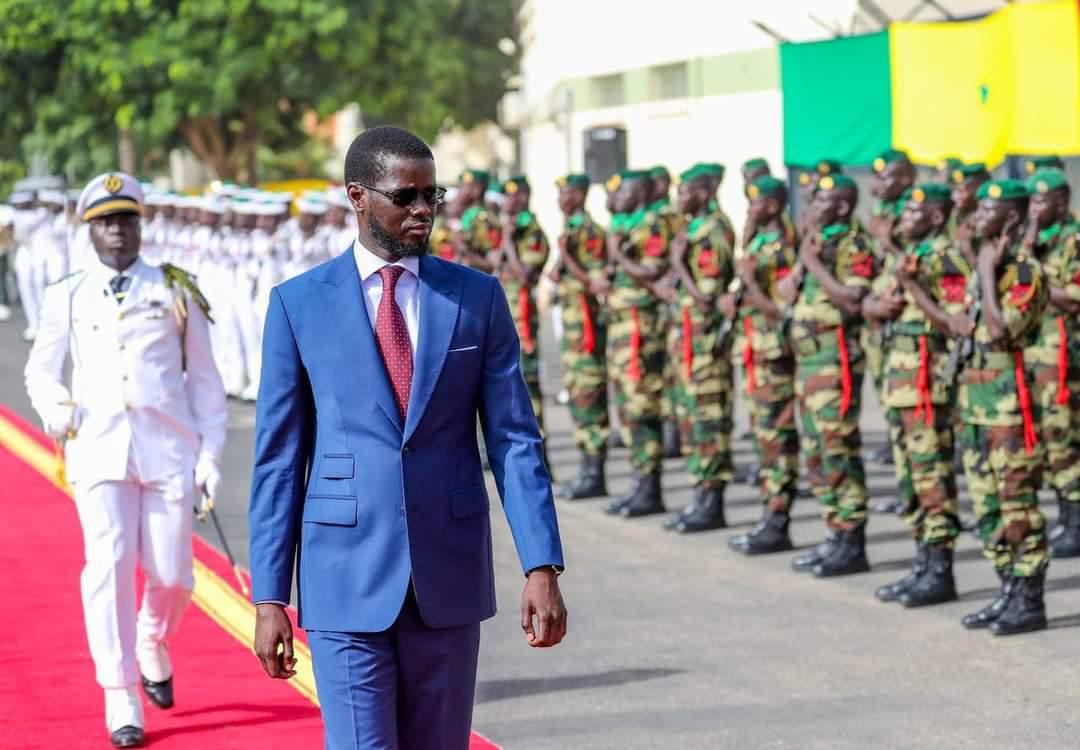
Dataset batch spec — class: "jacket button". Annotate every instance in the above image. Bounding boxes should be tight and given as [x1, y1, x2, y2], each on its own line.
[124, 403, 132, 411]
[118, 343, 126, 351]
[121, 374, 129, 382]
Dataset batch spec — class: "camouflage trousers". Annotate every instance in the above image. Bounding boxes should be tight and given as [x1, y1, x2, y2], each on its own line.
[559, 293, 609, 456]
[861, 325, 886, 399]
[795, 331, 868, 529]
[508, 286, 543, 432]
[663, 304, 682, 422]
[887, 406, 960, 547]
[1029, 328, 1080, 504]
[743, 354, 800, 513]
[959, 423, 1047, 577]
[674, 307, 734, 487]
[608, 303, 666, 475]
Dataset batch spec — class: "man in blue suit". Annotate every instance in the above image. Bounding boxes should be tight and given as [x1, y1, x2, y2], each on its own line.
[248, 126, 567, 750]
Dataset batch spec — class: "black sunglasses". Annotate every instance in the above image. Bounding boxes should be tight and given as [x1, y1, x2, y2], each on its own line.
[357, 183, 446, 208]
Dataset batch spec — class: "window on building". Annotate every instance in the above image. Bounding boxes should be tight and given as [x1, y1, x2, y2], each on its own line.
[650, 62, 688, 100]
[592, 73, 625, 108]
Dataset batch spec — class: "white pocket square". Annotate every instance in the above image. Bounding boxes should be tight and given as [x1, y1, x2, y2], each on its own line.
[448, 345, 479, 353]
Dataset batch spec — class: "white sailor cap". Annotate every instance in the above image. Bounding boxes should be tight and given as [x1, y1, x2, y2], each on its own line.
[8, 191, 34, 205]
[77, 172, 144, 221]
[39, 190, 67, 206]
[200, 197, 228, 215]
[326, 186, 351, 210]
[297, 195, 328, 215]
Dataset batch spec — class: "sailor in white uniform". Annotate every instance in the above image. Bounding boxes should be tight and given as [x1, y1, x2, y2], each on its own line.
[24, 172, 227, 749]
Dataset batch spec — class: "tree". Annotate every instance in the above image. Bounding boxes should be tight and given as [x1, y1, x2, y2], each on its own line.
[0, 0, 518, 185]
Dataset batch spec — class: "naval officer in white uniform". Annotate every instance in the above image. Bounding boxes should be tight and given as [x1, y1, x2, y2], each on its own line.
[24, 172, 227, 749]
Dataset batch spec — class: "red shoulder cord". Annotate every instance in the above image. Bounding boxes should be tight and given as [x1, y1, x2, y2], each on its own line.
[579, 293, 595, 355]
[1056, 315, 1069, 405]
[743, 316, 756, 392]
[681, 306, 694, 380]
[518, 287, 534, 354]
[915, 335, 934, 427]
[1014, 350, 1038, 455]
[628, 306, 642, 382]
[837, 328, 853, 418]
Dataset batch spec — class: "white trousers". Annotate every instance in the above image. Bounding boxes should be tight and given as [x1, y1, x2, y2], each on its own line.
[73, 451, 195, 689]
[13, 245, 40, 332]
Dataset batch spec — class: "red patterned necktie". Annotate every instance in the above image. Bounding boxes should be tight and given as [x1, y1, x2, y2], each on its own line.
[374, 265, 413, 419]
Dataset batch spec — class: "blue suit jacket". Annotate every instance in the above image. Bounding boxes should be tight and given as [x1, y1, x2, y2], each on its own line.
[248, 247, 564, 632]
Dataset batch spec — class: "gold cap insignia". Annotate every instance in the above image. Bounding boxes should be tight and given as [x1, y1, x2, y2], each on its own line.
[462, 172, 475, 183]
[912, 188, 925, 202]
[952, 169, 963, 184]
[816, 162, 830, 175]
[1036, 180, 1049, 194]
[1025, 161, 1036, 174]
[607, 174, 622, 191]
[555, 177, 567, 188]
[988, 184, 1003, 199]
[747, 184, 760, 199]
[103, 174, 123, 194]
[873, 157, 885, 172]
[505, 181, 519, 194]
[819, 176, 835, 191]
[799, 173, 811, 186]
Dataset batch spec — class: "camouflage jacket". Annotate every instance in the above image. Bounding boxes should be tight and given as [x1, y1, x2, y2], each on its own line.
[958, 250, 1049, 426]
[791, 222, 877, 337]
[677, 213, 734, 327]
[499, 210, 549, 299]
[557, 211, 607, 298]
[610, 208, 671, 311]
[459, 204, 501, 269]
[882, 233, 970, 409]
[1030, 220, 1080, 348]
[737, 226, 798, 360]
[431, 214, 456, 262]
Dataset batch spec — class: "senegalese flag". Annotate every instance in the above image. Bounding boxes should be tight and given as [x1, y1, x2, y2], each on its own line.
[780, 0, 1080, 168]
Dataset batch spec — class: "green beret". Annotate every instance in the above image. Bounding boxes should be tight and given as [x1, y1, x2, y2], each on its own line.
[698, 162, 725, 179]
[937, 156, 964, 172]
[977, 179, 1029, 202]
[556, 174, 590, 190]
[742, 158, 769, 173]
[909, 183, 952, 204]
[815, 174, 857, 193]
[460, 168, 491, 185]
[500, 175, 529, 194]
[814, 159, 843, 176]
[618, 169, 650, 183]
[649, 166, 670, 179]
[1027, 168, 1069, 195]
[951, 163, 990, 184]
[1025, 155, 1065, 175]
[678, 164, 713, 184]
[872, 149, 911, 173]
[747, 176, 786, 200]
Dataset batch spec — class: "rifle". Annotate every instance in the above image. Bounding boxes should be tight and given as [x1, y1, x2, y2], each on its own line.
[716, 279, 745, 353]
[942, 271, 982, 383]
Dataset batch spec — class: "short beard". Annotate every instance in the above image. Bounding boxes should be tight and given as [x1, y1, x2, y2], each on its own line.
[368, 213, 430, 259]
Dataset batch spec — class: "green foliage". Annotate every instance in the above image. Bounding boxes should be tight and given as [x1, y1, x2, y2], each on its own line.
[0, 159, 26, 199]
[0, 0, 518, 184]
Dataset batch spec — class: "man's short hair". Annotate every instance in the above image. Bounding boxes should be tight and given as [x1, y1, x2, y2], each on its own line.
[344, 126, 434, 187]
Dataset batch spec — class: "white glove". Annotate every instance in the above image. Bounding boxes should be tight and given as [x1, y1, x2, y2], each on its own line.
[43, 402, 78, 441]
[195, 458, 223, 512]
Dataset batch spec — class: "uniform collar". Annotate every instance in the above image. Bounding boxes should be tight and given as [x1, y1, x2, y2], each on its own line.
[89, 255, 144, 284]
[352, 236, 421, 283]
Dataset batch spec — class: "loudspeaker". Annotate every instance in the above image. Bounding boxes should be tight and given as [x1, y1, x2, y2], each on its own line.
[584, 126, 627, 184]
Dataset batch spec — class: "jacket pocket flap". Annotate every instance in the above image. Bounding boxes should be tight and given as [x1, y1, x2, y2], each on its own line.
[320, 455, 355, 479]
[303, 496, 358, 526]
[450, 485, 490, 519]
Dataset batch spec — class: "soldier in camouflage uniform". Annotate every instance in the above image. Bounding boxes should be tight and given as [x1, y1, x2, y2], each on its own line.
[550, 173, 611, 500]
[934, 156, 964, 185]
[494, 176, 550, 437]
[1023, 169, 1080, 557]
[602, 170, 673, 518]
[727, 176, 801, 555]
[784, 174, 877, 577]
[948, 163, 990, 259]
[1025, 155, 1065, 177]
[451, 168, 501, 273]
[741, 158, 772, 193]
[865, 149, 916, 475]
[957, 179, 1050, 636]
[870, 184, 968, 607]
[658, 165, 736, 533]
[796, 159, 842, 240]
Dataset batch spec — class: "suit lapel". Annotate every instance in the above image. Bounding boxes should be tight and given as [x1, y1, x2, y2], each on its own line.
[323, 246, 403, 433]
[403, 255, 462, 441]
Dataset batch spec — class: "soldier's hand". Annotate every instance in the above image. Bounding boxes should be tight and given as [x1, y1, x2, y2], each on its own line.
[254, 603, 297, 679]
[558, 234, 569, 254]
[719, 292, 737, 320]
[547, 266, 561, 283]
[946, 312, 975, 338]
[880, 293, 906, 320]
[670, 232, 689, 261]
[589, 275, 611, 296]
[736, 254, 757, 280]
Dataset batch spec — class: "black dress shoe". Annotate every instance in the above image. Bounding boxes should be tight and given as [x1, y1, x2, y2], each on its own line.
[141, 674, 174, 709]
[961, 572, 1013, 629]
[875, 542, 928, 602]
[110, 726, 145, 748]
[899, 545, 958, 608]
[869, 496, 903, 515]
[620, 473, 666, 518]
[812, 527, 870, 577]
[556, 453, 607, 501]
[662, 419, 682, 459]
[672, 484, 726, 533]
[792, 531, 839, 573]
[728, 510, 793, 555]
[990, 572, 1047, 636]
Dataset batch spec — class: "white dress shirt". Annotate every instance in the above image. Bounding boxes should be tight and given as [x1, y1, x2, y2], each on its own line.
[352, 238, 420, 354]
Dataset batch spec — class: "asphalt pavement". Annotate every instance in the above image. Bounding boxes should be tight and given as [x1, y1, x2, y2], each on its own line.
[6, 304, 1080, 749]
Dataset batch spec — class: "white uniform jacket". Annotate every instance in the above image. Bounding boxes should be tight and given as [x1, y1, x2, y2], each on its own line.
[24, 257, 227, 483]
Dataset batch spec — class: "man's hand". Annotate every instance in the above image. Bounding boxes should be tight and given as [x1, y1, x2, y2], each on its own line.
[195, 458, 223, 502]
[254, 603, 297, 679]
[589, 274, 611, 297]
[799, 231, 822, 262]
[652, 275, 677, 304]
[946, 312, 975, 338]
[44, 401, 78, 441]
[719, 292, 738, 320]
[520, 568, 567, 648]
[669, 231, 689, 262]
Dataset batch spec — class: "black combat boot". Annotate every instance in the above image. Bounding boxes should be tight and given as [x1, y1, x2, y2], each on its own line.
[899, 545, 958, 608]
[875, 542, 928, 602]
[556, 453, 607, 501]
[662, 419, 682, 458]
[812, 526, 871, 577]
[792, 529, 840, 573]
[728, 509, 794, 555]
[869, 445, 894, 466]
[608, 430, 625, 449]
[620, 473, 666, 518]
[662, 485, 702, 531]
[1051, 501, 1080, 558]
[603, 473, 642, 515]
[669, 484, 727, 533]
[961, 570, 1013, 629]
[989, 570, 1048, 636]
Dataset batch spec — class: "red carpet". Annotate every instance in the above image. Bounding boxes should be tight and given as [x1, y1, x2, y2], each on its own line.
[0, 405, 500, 749]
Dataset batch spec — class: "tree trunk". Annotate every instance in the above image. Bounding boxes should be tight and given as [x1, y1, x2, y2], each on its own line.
[118, 127, 136, 175]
